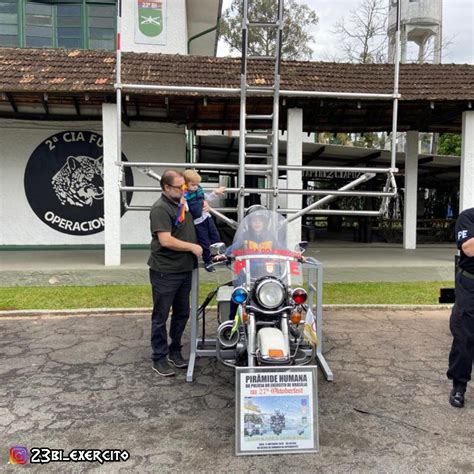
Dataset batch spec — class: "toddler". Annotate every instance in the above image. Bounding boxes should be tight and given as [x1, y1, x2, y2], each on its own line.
[183, 169, 226, 272]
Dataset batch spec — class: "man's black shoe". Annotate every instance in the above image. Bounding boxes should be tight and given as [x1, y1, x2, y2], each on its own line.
[204, 264, 216, 273]
[167, 352, 188, 368]
[449, 388, 465, 408]
[152, 359, 176, 377]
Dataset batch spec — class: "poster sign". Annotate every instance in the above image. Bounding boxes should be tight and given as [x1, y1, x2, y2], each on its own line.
[236, 366, 318, 455]
[135, 1, 166, 45]
[24, 131, 133, 236]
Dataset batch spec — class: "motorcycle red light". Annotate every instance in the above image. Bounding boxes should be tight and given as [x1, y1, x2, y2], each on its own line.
[292, 288, 307, 305]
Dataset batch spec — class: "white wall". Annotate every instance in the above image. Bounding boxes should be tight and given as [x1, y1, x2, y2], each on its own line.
[0, 119, 185, 246]
[186, 0, 221, 56]
[121, 0, 188, 54]
[460, 110, 474, 211]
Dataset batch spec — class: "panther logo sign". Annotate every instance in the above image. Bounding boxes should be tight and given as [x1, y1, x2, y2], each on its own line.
[52, 155, 104, 208]
[24, 131, 133, 236]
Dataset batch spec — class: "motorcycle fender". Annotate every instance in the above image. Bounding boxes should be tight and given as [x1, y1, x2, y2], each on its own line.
[257, 328, 288, 358]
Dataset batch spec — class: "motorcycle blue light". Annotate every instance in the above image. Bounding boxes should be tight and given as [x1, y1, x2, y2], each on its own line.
[231, 287, 248, 304]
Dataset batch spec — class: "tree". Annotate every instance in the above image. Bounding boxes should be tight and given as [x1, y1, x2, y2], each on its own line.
[219, 0, 318, 61]
[317, 132, 351, 146]
[352, 132, 385, 149]
[438, 133, 462, 156]
[327, 0, 389, 150]
[333, 0, 387, 64]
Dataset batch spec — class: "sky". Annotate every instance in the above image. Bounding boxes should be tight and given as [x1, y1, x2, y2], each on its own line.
[217, 0, 474, 64]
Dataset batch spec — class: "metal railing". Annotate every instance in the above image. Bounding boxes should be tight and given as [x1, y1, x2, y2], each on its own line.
[118, 161, 396, 228]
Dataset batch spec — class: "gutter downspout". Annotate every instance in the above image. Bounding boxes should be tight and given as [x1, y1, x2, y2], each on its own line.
[185, 0, 223, 163]
[187, 0, 223, 56]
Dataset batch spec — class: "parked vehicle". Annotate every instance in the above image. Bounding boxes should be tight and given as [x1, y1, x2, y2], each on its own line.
[211, 208, 316, 368]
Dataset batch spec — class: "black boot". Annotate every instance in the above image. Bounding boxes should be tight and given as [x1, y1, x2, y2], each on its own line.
[449, 382, 467, 408]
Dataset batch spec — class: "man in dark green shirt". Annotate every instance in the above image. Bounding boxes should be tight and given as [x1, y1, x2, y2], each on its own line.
[148, 169, 202, 377]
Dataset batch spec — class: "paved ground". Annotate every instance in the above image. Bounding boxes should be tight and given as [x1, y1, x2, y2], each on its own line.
[1, 308, 472, 472]
[0, 243, 456, 286]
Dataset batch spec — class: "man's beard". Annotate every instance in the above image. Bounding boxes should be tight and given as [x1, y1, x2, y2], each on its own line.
[170, 194, 182, 204]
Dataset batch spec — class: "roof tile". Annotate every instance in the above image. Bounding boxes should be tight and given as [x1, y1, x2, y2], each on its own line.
[0, 47, 472, 101]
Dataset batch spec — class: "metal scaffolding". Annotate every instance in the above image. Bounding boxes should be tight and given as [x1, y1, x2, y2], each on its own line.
[113, 0, 403, 382]
[114, 0, 402, 227]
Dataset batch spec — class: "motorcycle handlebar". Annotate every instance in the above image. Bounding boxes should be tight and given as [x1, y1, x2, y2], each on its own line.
[210, 255, 231, 267]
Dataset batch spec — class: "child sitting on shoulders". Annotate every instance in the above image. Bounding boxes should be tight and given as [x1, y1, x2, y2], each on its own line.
[183, 169, 226, 272]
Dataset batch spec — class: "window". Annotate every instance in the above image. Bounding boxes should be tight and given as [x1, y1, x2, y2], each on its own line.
[57, 4, 83, 49]
[0, 0, 116, 50]
[0, 0, 19, 46]
[25, 2, 54, 48]
[88, 4, 115, 50]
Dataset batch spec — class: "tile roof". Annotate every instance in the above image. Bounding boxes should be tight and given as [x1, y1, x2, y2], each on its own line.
[0, 47, 473, 101]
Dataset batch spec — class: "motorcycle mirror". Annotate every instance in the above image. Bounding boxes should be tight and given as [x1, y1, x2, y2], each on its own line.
[210, 242, 227, 256]
[295, 241, 308, 253]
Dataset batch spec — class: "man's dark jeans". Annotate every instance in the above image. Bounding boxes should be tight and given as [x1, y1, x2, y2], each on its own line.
[150, 269, 192, 362]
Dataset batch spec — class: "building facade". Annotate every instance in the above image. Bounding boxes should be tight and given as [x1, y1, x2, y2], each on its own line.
[0, 1, 473, 256]
[0, 0, 222, 248]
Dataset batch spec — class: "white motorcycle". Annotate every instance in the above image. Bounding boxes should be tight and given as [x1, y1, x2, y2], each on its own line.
[210, 208, 316, 368]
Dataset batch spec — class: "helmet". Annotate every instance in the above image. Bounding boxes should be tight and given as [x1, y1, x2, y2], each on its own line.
[242, 205, 270, 234]
[244, 204, 267, 217]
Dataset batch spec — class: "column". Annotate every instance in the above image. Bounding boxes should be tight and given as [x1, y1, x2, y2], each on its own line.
[286, 108, 303, 250]
[460, 110, 474, 211]
[102, 103, 121, 266]
[403, 131, 419, 249]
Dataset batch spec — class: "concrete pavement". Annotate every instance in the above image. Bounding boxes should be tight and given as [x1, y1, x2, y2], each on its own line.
[0, 242, 457, 286]
[1, 308, 472, 472]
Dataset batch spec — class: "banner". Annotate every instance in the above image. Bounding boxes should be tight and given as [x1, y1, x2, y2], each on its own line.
[236, 366, 318, 455]
[135, 0, 166, 45]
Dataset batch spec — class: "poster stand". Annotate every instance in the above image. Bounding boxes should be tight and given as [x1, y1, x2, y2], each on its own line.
[235, 366, 318, 455]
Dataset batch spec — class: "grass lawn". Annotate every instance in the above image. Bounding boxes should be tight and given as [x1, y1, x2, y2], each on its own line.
[0, 281, 453, 311]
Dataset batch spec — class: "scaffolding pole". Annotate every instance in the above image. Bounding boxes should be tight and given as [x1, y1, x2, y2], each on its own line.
[390, 0, 402, 170]
[119, 83, 398, 100]
[287, 173, 377, 223]
[120, 161, 395, 174]
[116, 0, 122, 176]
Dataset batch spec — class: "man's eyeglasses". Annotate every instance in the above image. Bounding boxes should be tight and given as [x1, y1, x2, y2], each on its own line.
[167, 184, 184, 191]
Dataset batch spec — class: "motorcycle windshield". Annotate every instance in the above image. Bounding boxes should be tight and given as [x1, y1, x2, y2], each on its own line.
[229, 209, 303, 286]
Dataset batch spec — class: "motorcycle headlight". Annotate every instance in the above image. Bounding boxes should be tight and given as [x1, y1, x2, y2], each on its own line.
[255, 279, 285, 309]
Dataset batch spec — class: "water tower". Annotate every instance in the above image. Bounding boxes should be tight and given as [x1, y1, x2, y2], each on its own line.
[388, 0, 443, 63]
